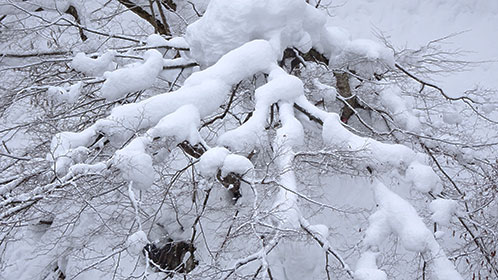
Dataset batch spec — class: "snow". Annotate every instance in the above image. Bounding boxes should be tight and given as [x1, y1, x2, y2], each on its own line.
[405, 161, 442, 194]
[0, 0, 72, 15]
[146, 34, 189, 49]
[362, 181, 463, 280]
[366, 181, 433, 252]
[126, 231, 149, 256]
[96, 40, 273, 144]
[185, 0, 310, 66]
[218, 67, 303, 152]
[100, 49, 164, 101]
[319, 111, 443, 194]
[185, 0, 393, 76]
[185, 39, 275, 86]
[148, 104, 201, 144]
[49, 40, 279, 178]
[49, 128, 97, 176]
[271, 102, 303, 229]
[327, 37, 395, 77]
[48, 82, 83, 104]
[146, 34, 169, 47]
[197, 147, 253, 179]
[168, 37, 189, 49]
[380, 87, 421, 132]
[354, 252, 387, 280]
[112, 136, 154, 190]
[68, 162, 106, 176]
[276, 102, 304, 148]
[430, 199, 458, 226]
[322, 113, 416, 168]
[331, 0, 498, 96]
[32, 1, 487, 278]
[70, 51, 116, 77]
[198, 147, 230, 176]
[313, 78, 337, 102]
[220, 154, 253, 178]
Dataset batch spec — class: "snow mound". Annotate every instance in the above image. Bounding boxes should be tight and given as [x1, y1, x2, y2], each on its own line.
[71, 51, 116, 77]
[186, 0, 312, 66]
[148, 104, 201, 144]
[221, 154, 253, 178]
[198, 147, 230, 176]
[100, 49, 163, 100]
[146, 34, 189, 49]
[198, 147, 253, 179]
[186, 0, 393, 75]
[354, 252, 387, 280]
[112, 137, 154, 190]
[405, 161, 442, 194]
[126, 230, 149, 256]
[430, 199, 458, 226]
[48, 129, 97, 175]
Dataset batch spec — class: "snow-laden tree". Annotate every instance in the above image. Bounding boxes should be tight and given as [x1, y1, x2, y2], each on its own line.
[1, 1, 497, 279]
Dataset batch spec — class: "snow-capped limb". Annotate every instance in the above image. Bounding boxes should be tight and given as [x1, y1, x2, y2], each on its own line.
[271, 102, 303, 228]
[48, 39, 275, 176]
[71, 51, 116, 77]
[48, 128, 98, 176]
[360, 180, 463, 280]
[186, 0, 394, 73]
[100, 49, 164, 101]
[270, 100, 354, 276]
[111, 104, 202, 190]
[110, 102, 254, 191]
[295, 95, 442, 194]
[218, 66, 303, 153]
[146, 34, 190, 50]
[47, 81, 84, 104]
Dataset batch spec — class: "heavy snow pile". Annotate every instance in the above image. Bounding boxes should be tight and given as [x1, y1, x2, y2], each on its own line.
[71, 51, 116, 77]
[100, 50, 164, 100]
[186, 0, 394, 76]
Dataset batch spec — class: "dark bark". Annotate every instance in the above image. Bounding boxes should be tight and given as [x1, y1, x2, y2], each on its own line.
[117, 0, 171, 36]
[161, 0, 177, 11]
[65, 6, 88, 41]
[333, 71, 362, 123]
[144, 240, 198, 274]
[297, 48, 363, 123]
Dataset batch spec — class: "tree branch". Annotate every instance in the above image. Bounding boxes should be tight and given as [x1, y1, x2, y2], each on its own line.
[117, 0, 171, 35]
